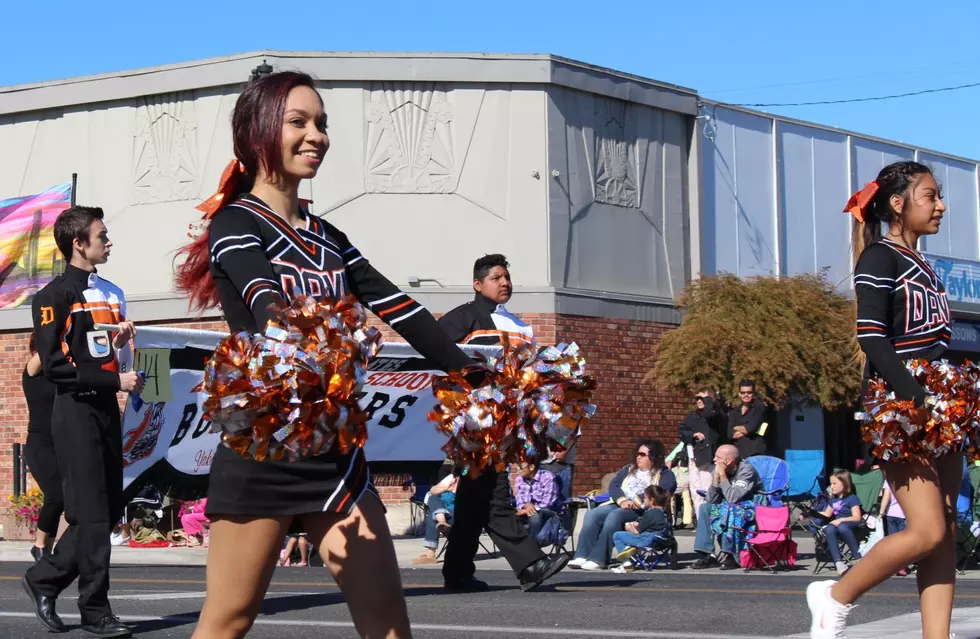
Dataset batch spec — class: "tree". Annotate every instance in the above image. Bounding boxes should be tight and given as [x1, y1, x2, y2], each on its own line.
[649, 271, 861, 410]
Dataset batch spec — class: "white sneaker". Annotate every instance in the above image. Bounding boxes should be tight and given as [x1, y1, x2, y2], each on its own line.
[567, 557, 586, 569]
[581, 560, 603, 571]
[109, 532, 130, 547]
[835, 561, 849, 575]
[807, 581, 852, 638]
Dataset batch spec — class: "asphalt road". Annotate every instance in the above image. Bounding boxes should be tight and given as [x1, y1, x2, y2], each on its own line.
[2, 562, 980, 638]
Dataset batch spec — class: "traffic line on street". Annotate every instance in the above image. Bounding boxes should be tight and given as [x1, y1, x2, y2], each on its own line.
[782, 606, 980, 639]
[0, 612, 775, 638]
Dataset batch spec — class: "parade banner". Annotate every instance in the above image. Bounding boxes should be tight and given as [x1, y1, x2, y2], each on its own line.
[120, 326, 498, 500]
[0, 184, 71, 308]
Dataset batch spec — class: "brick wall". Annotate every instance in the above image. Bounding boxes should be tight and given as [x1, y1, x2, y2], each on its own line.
[0, 309, 681, 523]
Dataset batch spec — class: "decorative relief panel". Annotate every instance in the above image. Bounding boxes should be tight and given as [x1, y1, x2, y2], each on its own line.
[129, 92, 200, 204]
[592, 97, 639, 208]
[364, 83, 457, 194]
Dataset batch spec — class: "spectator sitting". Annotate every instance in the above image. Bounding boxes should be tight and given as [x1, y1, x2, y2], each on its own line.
[612, 485, 674, 565]
[569, 438, 677, 571]
[808, 469, 863, 575]
[413, 472, 458, 565]
[728, 380, 767, 459]
[280, 532, 311, 567]
[514, 460, 560, 543]
[691, 444, 760, 570]
[180, 498, 209, 547]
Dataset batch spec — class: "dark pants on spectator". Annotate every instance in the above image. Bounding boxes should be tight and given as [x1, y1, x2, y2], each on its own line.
[885, 516, 907, 536]
[524, 509, 558, 543]
[25, 430, 64, 536]
[443, 470, 543, 583]
[26, 393, 123, 623]
[823, 521, 862, 563]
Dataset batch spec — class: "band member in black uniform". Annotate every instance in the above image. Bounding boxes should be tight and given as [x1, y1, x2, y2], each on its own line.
[807, 161, 958, 639]
[23, 206, 141, 638]
[438, 254, 569, 592]
[174, 71, 473, 639]
[22, 331, 63, 561]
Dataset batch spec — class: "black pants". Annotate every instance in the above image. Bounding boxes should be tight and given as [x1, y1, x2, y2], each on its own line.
[24, 431, 64, 536]
[26, 392, 123, 623]
[442, 470, 544, 582]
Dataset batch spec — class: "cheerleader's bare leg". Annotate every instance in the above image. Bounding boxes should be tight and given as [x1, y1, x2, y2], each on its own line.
[829, 453, 961, 639]
[191, 515, 290, 639]
[300, 495, 412, 639]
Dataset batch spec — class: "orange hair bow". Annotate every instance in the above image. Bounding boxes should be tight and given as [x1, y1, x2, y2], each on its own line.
[196, 159, 247, 218]
[844, 181, 879, 223]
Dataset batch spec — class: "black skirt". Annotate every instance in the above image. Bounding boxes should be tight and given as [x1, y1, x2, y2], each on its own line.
[205, 444, 378, 519]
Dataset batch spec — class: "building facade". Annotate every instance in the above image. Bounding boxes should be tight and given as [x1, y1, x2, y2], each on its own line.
[2, 51, 979, 514]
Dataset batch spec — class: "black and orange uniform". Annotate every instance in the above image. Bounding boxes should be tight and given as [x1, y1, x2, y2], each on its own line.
[438, 294, 545, 585]
[22, 365, 63, 540]
[204, 194, 471, 518]
[26, 264, 130, 625]
[855, 238, 951, 405]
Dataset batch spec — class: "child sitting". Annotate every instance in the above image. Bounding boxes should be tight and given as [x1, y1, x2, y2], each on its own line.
[809, 469, 863, 575]
[612, 485, 673, 565]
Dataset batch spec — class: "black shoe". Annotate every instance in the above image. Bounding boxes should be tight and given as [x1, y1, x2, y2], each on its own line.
[690, 554, 719, 570]
[21, 575, 66, 633]
[443, 576, 490, 593]
[518, 554, 570, 592]
[719, 553, 739, 570]
[30, 546, 42, 562]
[81, 613, 132, 638]
[669, 545, 680, 570]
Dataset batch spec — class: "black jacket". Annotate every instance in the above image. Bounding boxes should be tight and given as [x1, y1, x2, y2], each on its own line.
[728, 398, 768, 459]
[679, 396, 726, 469]
[438, 293, 503, 345]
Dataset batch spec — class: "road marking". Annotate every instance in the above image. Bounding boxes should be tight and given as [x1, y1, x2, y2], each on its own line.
[0, 612, 774, 638]
[3, 575, 978, 600]
[108, 590, 320, 601]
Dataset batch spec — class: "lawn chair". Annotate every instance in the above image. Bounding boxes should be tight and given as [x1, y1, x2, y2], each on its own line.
[784, 449, 826, 524]
[740, 505, 796, 573]
[404, 477, 431, 537]
[956, 462, 980, 573]
[534, 465, 576, 557]
[809, 468, 884, 574]
[745, 456, 790, 506]
[626, 534, 679, 571]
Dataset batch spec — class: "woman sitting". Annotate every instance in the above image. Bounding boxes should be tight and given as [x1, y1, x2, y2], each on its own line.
[569, 438, 676, 570]
[413, 472, 458, 564]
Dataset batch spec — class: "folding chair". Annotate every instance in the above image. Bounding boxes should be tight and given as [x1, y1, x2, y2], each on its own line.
[809, 468, 884, 574]
[745, 456, 790, 506]
[784, 449, 826, 524]
[956, 463, 980, 572]
[535, 465, 576, 557]
[404, 478, 431, 537]
[740, 505, 796, 573]
[627, 535, 679, 571]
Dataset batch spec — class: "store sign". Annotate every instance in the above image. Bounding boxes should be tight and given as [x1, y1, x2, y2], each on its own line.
[924, 253, 980, 306]
[951, 321, 980, 353]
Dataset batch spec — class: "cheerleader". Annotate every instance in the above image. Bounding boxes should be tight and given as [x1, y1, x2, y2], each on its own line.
[174, 71, 472, 639]
[808, 161, 958, 639]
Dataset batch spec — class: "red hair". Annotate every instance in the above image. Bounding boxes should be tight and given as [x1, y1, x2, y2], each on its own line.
[174, 71, 320, 312]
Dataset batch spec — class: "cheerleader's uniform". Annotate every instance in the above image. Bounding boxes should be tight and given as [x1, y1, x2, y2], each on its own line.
[855, 238, 951, 407]
[204, 194, 471, 518]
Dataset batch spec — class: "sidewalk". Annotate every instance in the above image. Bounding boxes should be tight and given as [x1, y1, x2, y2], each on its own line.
[8, 529, 979, 578]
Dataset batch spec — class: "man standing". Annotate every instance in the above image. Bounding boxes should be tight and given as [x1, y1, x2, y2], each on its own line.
[23, 206, 143, 638]
[439, 254, 569, 592]
[728, 379, 767, 459]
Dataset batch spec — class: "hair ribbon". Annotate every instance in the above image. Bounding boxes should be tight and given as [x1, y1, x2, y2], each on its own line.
[843, 181, 879, 223]
[196, 159, 246, 218]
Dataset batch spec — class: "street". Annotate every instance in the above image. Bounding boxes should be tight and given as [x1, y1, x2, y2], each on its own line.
[2, 560, 980, 638]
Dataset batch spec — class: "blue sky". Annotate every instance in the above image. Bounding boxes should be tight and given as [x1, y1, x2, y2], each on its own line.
[5, 1, 980, 159]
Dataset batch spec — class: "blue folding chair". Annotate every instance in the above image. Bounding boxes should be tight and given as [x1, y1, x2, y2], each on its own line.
[784, 449, 826, 502]
[745, 456, 790, 506]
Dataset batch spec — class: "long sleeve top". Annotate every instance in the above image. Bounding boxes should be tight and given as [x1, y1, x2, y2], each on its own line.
[31, 264, 131, 395]
[854, 239, 950, 405]
[207, 194, 472, 373]
[514, 469, 559, 510]
[635, 507, 671, 536]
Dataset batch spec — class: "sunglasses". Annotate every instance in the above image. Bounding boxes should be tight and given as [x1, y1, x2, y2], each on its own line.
[636, 451, 649, 458]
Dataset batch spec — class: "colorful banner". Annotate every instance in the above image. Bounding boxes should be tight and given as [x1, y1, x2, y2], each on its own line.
[0, 184, 71, 308]
[120, 326, 499, 500]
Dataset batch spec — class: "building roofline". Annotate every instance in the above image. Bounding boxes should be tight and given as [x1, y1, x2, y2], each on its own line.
[700, 98, 980, 166]
[0, 50, 700, 117]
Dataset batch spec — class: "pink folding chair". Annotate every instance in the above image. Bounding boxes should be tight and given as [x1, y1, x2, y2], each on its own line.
[739, 505, 797, 573]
